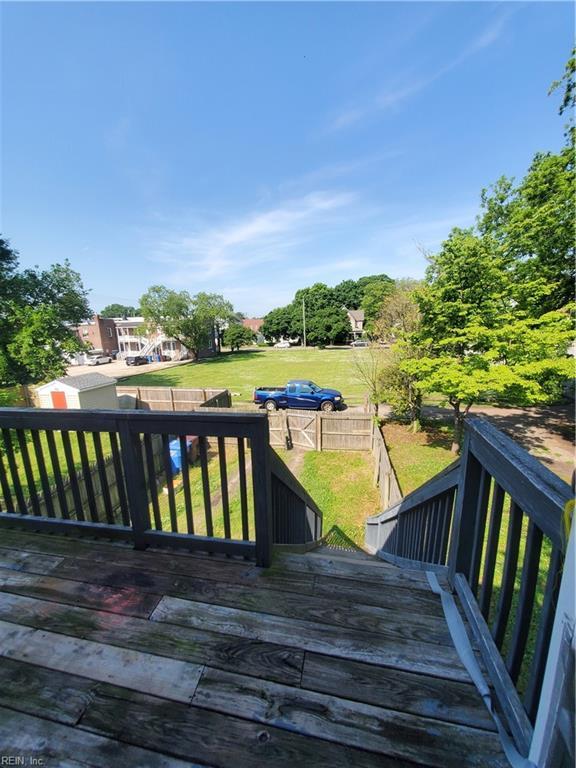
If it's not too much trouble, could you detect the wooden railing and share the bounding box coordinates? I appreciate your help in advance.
[371,423,403,511]
[365,459,459,569]
[0,407,312,567]
[365,417,573,762]
[269,449,322,547]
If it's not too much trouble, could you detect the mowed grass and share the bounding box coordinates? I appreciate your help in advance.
[381,421,455,495]
[120,347,376,407]
[276,449,381,547]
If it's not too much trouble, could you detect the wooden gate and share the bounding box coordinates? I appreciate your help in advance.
[287,411,317,449]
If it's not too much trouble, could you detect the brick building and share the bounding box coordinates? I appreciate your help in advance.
[75,315,118,356]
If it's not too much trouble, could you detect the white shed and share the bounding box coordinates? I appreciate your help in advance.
[36,373,118,410]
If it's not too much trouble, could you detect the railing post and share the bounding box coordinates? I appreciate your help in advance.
[448,428,483,588]
[118,420,151,550]
[251,416,273,567]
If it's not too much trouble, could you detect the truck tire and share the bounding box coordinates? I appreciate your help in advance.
[265,399,278,412]
[320,400,335,412]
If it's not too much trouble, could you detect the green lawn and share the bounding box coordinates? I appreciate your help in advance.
[120,347,376,407]
[381,421,455,495]
[276,449,380,547]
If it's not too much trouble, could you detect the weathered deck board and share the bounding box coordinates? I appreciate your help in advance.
[0,705,203,768]
[301,653,496,731]
[0,531,506,768]
[0,592,304,685]
[0,619,203,703]
[192,667,505,768]
[45,558,453,645]
[0,568,161,618]
[80,684,416,768]
[151,595,469,681]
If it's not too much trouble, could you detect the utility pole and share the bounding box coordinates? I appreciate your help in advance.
[302,298,307,348]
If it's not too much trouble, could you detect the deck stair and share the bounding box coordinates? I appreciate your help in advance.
[0,529,508,767]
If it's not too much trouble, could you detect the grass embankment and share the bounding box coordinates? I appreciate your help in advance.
[381,421,455,495]
[276,449,380,547]
[120,347,377,407]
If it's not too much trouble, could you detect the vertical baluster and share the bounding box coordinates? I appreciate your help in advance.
[45,430,69,520]
[414,507,423,560]
[2,428,27,514]
[161,434,178,533]
[144,434,162,530]
[492,501,524,649]
[179,435,194,535]
[77,431,98,523]
[109,432,129,526]
[0,441,15,514]
[469,468,492,595]
[448,436,483,585]
[218,437,231,540]
[31,430,55,518]
[438,489,454,565]
[237,437,249,541]
[251,419,272,568]
[92,432,114,525]
[506,521,543,684]
[199,436,213,537]
[426,499,438,562]
[479,483,505,618]
[60,431,85,521]
[16,429,41,516]
[523,547,563,721]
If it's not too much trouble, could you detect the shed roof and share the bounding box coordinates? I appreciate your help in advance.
[37,373,117,393]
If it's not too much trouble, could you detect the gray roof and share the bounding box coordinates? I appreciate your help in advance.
[54,373,117,391]
[347,309,365,322]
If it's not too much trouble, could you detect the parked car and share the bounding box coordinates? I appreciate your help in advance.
[86,355,112,366]
[125,355,149,366]
[273,340,291,348]
[254,379,344,412]
[350,340,369,347]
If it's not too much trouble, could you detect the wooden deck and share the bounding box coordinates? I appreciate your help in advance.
[0,530,507,767]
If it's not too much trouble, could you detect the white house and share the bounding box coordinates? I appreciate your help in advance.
[346,308,365,340]
[36,373,118,409]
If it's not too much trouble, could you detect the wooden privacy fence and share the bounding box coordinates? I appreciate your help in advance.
[267,410,373,451]
[371,424,402,510]
[117,386,231,411]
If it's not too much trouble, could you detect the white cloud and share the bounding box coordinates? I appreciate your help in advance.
[147,190,356,281]
[327,12,510,131]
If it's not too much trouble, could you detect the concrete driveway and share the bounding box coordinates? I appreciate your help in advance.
[66,358,192,380]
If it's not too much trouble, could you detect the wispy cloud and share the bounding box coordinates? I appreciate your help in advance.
[327,12,511,131]
[147,190,355,281]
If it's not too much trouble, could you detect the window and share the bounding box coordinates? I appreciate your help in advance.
[300,385,313,394]
[106,328,113,337]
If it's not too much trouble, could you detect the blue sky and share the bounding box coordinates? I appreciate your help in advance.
[1,1,573,316]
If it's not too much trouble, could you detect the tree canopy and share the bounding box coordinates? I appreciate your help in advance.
[100,303,139,318]
[223,324,255,352]
[139,286,234,359]
[0,237,92,385]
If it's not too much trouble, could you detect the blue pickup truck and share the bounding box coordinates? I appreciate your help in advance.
[253,379,344,412]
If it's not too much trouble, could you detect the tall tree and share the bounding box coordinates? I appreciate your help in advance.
[409,229,572,451]
[361,280,396,334]
[0,238,92,385]
[100,303,139,318]
[140,286,234,359]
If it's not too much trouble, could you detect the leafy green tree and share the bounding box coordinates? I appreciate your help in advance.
[478,143,575,313]
[361,280,396,334]
[100,303,139,318]
[140,286,234,359]
[378,341,424,431]
[305,305,350,345]
[0,238,91,385]
[374,279,422,342]
[261,306,294,342]
[409,229,573,451]
[333,279,362,309]
[224,324,256,352]
[549,47,575,117]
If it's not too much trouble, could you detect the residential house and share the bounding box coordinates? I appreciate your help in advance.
[115,317,217,360]
[242,317,264,342]
[346,308,365,340]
